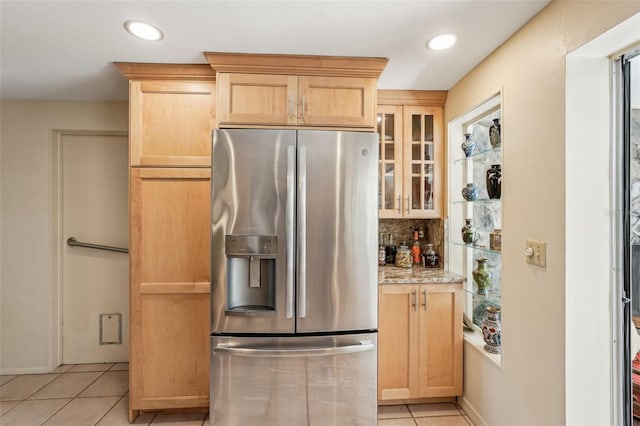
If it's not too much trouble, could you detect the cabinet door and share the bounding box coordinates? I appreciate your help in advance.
[378,285,419,400]
[417,284,463,397]
[403,106,443,218]
[217,73,297,126]
[377,105,404,218]
[298,76,376,128]
[129,81,215,167]
[129,168,211,415]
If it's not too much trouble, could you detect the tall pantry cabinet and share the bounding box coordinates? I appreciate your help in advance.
[115,63,215,421]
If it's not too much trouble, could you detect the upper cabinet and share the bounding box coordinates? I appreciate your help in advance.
[206,52,387,130]
[377,90,446,219]
[115,63,216,167]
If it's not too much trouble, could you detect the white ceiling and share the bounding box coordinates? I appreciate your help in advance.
[0,0,550,102]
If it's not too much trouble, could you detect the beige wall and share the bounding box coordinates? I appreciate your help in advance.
[0,101,128,373]
[445,2,640,425]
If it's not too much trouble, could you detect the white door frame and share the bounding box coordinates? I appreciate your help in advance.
[48,129,128,370]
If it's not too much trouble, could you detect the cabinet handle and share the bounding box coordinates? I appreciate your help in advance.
[411,289,417,311]
[301,96,306,119]
[407,196,411,214]
[422,289,427,311]
[397,196,401,214]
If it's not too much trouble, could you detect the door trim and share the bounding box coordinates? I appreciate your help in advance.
[48,129,128,370]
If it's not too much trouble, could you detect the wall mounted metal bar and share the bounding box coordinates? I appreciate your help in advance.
[67,237,128,253]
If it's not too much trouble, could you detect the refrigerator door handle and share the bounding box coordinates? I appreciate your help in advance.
[286,145,295,319]
[298,144,307,318]
[213,340,375,357]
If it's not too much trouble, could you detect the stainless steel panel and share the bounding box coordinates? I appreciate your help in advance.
[296,131,378,333]
[212,129,296,333]
[210,333,377,426]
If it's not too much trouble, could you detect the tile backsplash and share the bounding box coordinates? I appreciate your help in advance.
[379,219,445,266]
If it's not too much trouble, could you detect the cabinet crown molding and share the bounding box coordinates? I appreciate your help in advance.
[204,52,388,78]
[377,90,447,107]
[114,62,216,81]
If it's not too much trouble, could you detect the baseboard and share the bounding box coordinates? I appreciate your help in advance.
[378,397,456,406]
[0,366,51,375]
[456,396,487,426]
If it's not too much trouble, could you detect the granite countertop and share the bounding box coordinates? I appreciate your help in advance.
[378,266,466,284]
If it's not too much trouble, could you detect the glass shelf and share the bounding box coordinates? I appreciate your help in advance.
[452,241,501,256]
[452,198,501,205]
[451,147,502,164]
[463,287,502,301]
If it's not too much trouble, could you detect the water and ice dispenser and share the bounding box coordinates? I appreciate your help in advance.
[225,235,277,314]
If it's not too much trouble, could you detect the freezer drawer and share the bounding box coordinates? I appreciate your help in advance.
[210,333,377,426]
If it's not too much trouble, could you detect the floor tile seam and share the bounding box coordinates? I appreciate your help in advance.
[13,374,62,401]
[0,376,18,387]
[75,391,129,399]
[77,370,113,398]
[29,371,107,400]
[93,394,126,425]
[0,400,20,417]
[30,370,107,400]
[36,396,74,425]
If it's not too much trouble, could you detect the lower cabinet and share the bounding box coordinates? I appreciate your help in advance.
[378,283,462,401]
[129,167,211,420]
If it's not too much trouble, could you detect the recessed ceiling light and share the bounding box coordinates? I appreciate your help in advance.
[426,33,458,51]
[124,20,164,42]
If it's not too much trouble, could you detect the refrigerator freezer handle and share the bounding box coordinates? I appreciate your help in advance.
[298,145,307,318]
[286,146,295,319]
[213,341,375,357]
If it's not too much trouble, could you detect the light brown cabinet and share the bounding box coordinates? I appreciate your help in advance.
[378,283,462,401]
[377,91,446,219]
[115,63,215,421]
[115,63,216,167]
[217,73,376,128]
[129,167,211,420]
[206,52,387,130]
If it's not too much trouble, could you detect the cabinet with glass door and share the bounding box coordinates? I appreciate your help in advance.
[377,102,443,219]
[448,94,502,350]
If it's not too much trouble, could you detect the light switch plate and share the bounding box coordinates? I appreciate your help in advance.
[526,240,546,268]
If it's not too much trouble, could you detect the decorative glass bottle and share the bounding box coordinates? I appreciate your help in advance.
[423,244,439,268]
[461,218,477,244]
[482,306,501,354]
[486,164,502,199]
[461,133,476,157]
[489,118,501,148]
[378,233,386,266]
[395,241,412,268]
[462,183,479,201]
[472,258,493,296]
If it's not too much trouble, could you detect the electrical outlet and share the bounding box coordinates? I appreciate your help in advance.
[525,239,546,268]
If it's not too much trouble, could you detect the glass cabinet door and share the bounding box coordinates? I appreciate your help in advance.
[403,106,442,218]
[378,105,403,218]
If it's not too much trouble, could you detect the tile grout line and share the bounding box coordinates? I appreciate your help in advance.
[39,396,75,425]
[93,394,125,425]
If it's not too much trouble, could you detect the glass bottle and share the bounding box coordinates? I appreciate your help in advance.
[378,233,386,266]
[411,229,422,265]
[395,241,412,268]
[385,234,396,265]
[423,244,439,268]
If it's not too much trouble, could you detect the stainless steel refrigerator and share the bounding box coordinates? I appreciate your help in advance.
[210,129,378,426]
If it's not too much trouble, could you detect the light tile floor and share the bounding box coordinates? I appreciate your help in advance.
[1,364,473,425]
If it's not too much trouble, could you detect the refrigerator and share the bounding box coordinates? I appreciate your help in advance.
[210,129,378,426]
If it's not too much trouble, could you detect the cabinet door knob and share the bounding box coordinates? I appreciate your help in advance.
[397,196,401,214]
[407,196,411,214]
[422,289,427,311]
[411,289,417,311]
